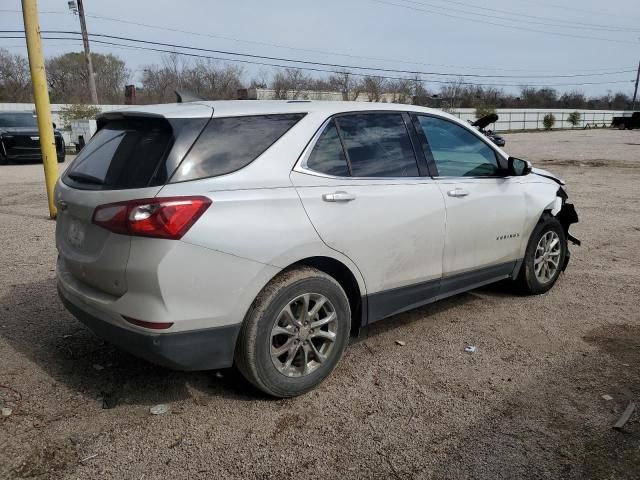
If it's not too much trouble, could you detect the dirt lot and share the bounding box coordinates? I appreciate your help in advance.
[1,129,639,479]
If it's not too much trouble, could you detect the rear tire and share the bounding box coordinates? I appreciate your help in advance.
[57,138,65,163]
[235,267,351,398]
[516,216,567,295]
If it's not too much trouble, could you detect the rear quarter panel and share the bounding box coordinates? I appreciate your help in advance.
[171,186,366,290]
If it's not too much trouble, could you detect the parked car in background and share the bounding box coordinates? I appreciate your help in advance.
[472,113,506,146]
[610,111,640,130]
[55,101,579,397]
[0,111,65,164]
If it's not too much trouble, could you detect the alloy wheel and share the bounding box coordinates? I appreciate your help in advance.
[534,230,561,283]
[270,293,338,377]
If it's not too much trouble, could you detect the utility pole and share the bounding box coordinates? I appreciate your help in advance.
[632,60,639,110]
[21,0,59,219]
[76,0,99,104]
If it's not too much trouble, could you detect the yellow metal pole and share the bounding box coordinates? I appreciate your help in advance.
[21,0,59,219]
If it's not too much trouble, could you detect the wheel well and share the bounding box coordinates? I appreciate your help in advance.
[290,256,364,336]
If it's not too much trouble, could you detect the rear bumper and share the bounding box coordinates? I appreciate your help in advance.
[58,285,240,371]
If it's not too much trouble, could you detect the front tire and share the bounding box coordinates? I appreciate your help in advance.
[235,267,351,398]
[516,216,567,295]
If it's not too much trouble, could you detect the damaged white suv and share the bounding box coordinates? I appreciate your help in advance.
[55,101,579,397]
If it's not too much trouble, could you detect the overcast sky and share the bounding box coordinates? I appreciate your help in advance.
[2,0,639,96]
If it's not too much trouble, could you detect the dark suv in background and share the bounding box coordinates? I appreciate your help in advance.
[0,111,65,164]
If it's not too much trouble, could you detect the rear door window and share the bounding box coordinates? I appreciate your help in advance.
[64,118,174,189]
[171,113,305,182]
[306,120,350,177]
[334,113,418,177]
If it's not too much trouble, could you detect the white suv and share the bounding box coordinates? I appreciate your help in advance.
[55,101,579,397]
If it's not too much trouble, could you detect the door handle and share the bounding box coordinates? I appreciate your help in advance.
[447,188,470,198]
[322,191,356,202]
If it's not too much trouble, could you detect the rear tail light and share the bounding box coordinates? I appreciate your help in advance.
[92,196,211,240]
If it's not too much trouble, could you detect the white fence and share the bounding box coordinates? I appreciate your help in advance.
[451,108,626,132]
[0,103,631,143]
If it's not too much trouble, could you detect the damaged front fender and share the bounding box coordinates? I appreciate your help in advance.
[551,188,580,272]
[554,187,580,246]
[556,202,580,246]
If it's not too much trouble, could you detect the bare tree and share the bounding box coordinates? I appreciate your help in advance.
[519,86,558,108]
[138,54,243,103]
[0,48,32,102]
[328,71,362,101]
[362,76,386,102]
[558,90,586,108]
[271,68,311,99]
[139,66,175,104]
[138,54,183,104]
[249,68,270,89]
[387,77,414,104]
[412,77,432,106]
[183,60,243,99]
[439,77,466,112]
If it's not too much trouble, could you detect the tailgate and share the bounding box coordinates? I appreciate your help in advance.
[55,109,212,297]
[56,182,163,297]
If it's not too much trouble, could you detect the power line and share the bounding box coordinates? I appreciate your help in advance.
[511,0,640,22]
[78,40,638,87]
[368,0,639,44]
[1,34,632,89]
[8,30,634,80]
[1,42,82,48]
[0,8,635,74]
[0,37,150,53]
[394,0,640,32]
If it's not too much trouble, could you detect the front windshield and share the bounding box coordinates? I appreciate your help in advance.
[0,113,38,128]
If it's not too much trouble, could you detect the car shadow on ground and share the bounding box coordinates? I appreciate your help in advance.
[0,277,512,408]
[0,278,263,407]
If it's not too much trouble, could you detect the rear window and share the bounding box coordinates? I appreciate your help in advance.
[171,113,305,182]
[306,120,350,177]
[64,118,173,189]
[335,113,419,177]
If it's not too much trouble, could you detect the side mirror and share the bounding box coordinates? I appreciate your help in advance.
[52,122,57,129]
[508,157,532,176]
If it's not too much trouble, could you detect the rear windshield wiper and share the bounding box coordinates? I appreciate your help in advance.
[67,172,105,185]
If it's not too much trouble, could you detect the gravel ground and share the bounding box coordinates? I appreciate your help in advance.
[0,129,639,479]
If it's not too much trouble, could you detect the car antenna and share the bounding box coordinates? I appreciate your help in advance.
[174,90,206,103]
